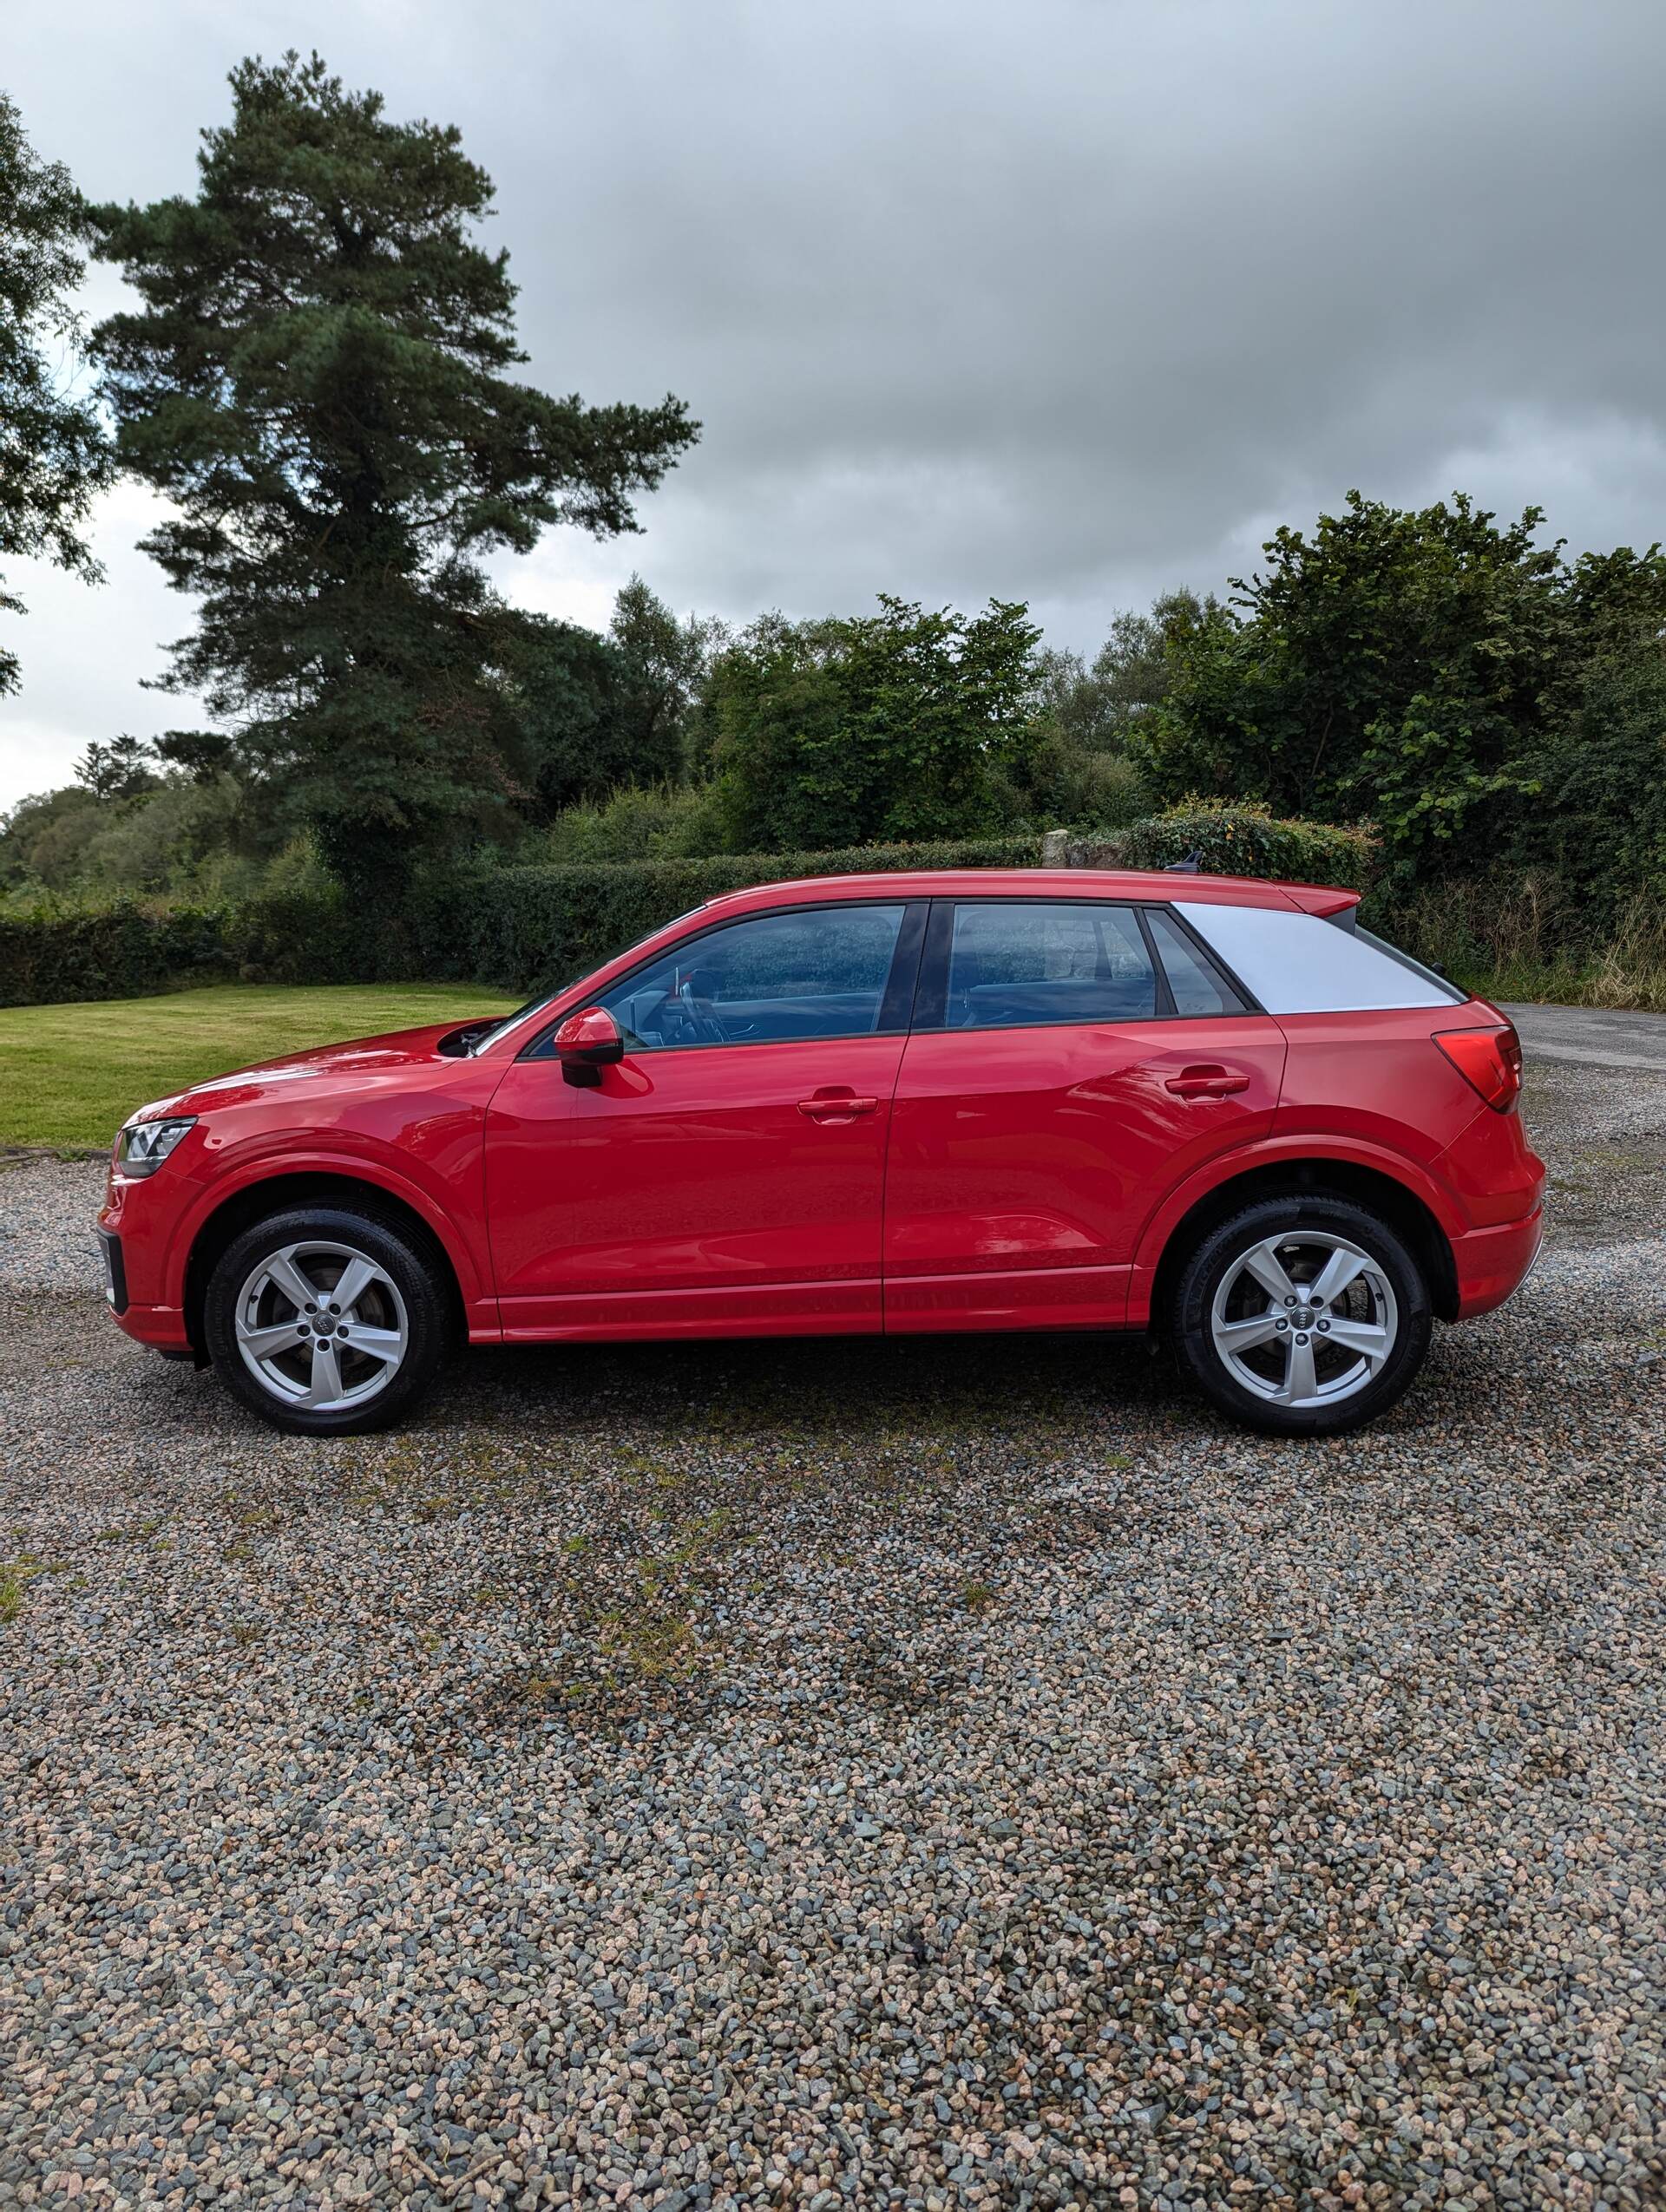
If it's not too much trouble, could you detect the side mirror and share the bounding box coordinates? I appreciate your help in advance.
[553,1005,625,1087]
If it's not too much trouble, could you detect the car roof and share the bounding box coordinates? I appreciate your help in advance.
[697,868,1360,919]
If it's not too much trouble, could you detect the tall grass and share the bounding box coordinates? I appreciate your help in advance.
[1373,875,1666,1010]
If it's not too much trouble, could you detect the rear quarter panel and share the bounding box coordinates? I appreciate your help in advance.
[1124,1004,1542,1325]
[1270,1008,1493,1171]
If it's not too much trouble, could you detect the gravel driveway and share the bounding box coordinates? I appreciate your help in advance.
[3,1058,1665,2211]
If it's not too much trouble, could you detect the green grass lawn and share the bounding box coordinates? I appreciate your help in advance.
[0,983,520,1150]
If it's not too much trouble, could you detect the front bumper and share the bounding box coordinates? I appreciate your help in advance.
[99,1162,195,1351]
[96,1222,191,1350]
[106,1296,193,1351]
[1452,1203,1545,1319]
[94,1227,128,1314]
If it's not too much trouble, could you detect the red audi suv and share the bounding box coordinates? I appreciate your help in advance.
[96,868,1544,1438]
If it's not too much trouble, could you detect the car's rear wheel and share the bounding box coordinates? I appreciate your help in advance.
[204,1206,451,1436]
[1171,1194,1432,1436]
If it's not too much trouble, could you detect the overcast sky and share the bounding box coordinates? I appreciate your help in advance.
[3,0,1664,809]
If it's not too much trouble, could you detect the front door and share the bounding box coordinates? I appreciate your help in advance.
[485,900,924,1338]
[882,898,1287,1331]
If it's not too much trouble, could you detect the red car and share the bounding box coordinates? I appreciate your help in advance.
[96,868,1544,1438]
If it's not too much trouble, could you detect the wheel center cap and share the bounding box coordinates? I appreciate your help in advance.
[1292,1305,1315,1330]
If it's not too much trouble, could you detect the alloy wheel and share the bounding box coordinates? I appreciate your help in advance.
[1209,1231,1399,1409]
[233,1240,410,1412]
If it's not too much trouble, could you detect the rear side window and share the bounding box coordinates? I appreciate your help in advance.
[1353,924,1466,1000]
[943,901,1158,1028]
[1174,901,1467,1012]
[1143,907,1250,1016]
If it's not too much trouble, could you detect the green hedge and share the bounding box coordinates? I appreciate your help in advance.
[408,836,1044,993]
[0,838,1041,1006]
[1068,802,1379,886]
[0,812,1378,1007]
[0,889,370,1008]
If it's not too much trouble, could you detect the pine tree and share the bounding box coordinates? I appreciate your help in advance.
[91,52,697,892]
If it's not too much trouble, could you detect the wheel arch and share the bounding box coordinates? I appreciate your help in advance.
[183,1172,469,1356]
[1145,1157,1459,1332]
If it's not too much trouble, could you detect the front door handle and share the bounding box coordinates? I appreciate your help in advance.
[1164,1064,1250,1098]
[798,1090,879,1122]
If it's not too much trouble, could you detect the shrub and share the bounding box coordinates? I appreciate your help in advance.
[1069,802,1379,887]
[1363,873,1666,1009]
[535,780,731,864]
[1018,735,1148,832]
[0,899,238,1006]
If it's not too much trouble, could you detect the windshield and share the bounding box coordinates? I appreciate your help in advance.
[466,904,712,1054]
[466,983,581,1056]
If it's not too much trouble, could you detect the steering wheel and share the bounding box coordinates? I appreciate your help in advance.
[676,971,728,1045]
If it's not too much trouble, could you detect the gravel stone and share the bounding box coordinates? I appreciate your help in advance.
[3,1059,1664,2209]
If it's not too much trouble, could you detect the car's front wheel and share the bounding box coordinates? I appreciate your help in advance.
[1170,1194,1432,1436]
[204,1205,452,1436]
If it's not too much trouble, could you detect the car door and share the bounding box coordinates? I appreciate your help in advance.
[485,900,926,1338]
[882,898,1287,1331]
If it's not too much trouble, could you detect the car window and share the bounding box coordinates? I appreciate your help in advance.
[1352,923,1467,1001]
[469,906,712,1053]
[1144,907,1250,1016]
[1174,901,1467,1013]
[944,901,1157,1028]
[594,903,909,1050]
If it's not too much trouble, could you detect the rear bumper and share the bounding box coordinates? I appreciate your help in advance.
[1451,1204,1545,1319]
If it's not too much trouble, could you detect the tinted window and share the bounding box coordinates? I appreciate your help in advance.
[595,904,908,1050]
[1145,907,1249,1016]
[1175,901,1466,1013]
[1353,924,1467,1002]
[945,902,1157,1028]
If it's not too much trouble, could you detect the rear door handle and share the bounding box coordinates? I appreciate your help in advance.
[798,1091,879,1121]
[1164,1064,1250,1098]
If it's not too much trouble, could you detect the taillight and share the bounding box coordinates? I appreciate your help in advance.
[1434,1023,1522,1111]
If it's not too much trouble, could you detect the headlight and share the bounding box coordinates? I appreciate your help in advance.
[116,1116,196,1177]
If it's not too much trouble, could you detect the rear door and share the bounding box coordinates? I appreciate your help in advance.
[882,898,1287,1331]
[485,900,926,1338]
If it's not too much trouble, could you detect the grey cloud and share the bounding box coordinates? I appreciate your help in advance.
[4,0,1663,806]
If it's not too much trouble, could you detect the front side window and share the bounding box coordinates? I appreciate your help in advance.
[592,903,910,1050]
[944,901,1157,1028]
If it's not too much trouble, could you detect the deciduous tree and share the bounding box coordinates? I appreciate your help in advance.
[0,93,113,694]
[1132,492,1666,880]
[708,596,1040,851]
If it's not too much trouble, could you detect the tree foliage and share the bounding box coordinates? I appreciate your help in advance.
[1031,589,1207,755]
[610,576,726,782]
[75,733,157,801]
[89,52,697,893]
[0,92,114,694]
[1522,638,1666,903]
[1136,491,1666,883]
[706,596,1042,852]
[494,581,726,820]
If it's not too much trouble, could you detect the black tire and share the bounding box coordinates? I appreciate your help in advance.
[1170,1194,1432,1436]
[203,1204,453,1436]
